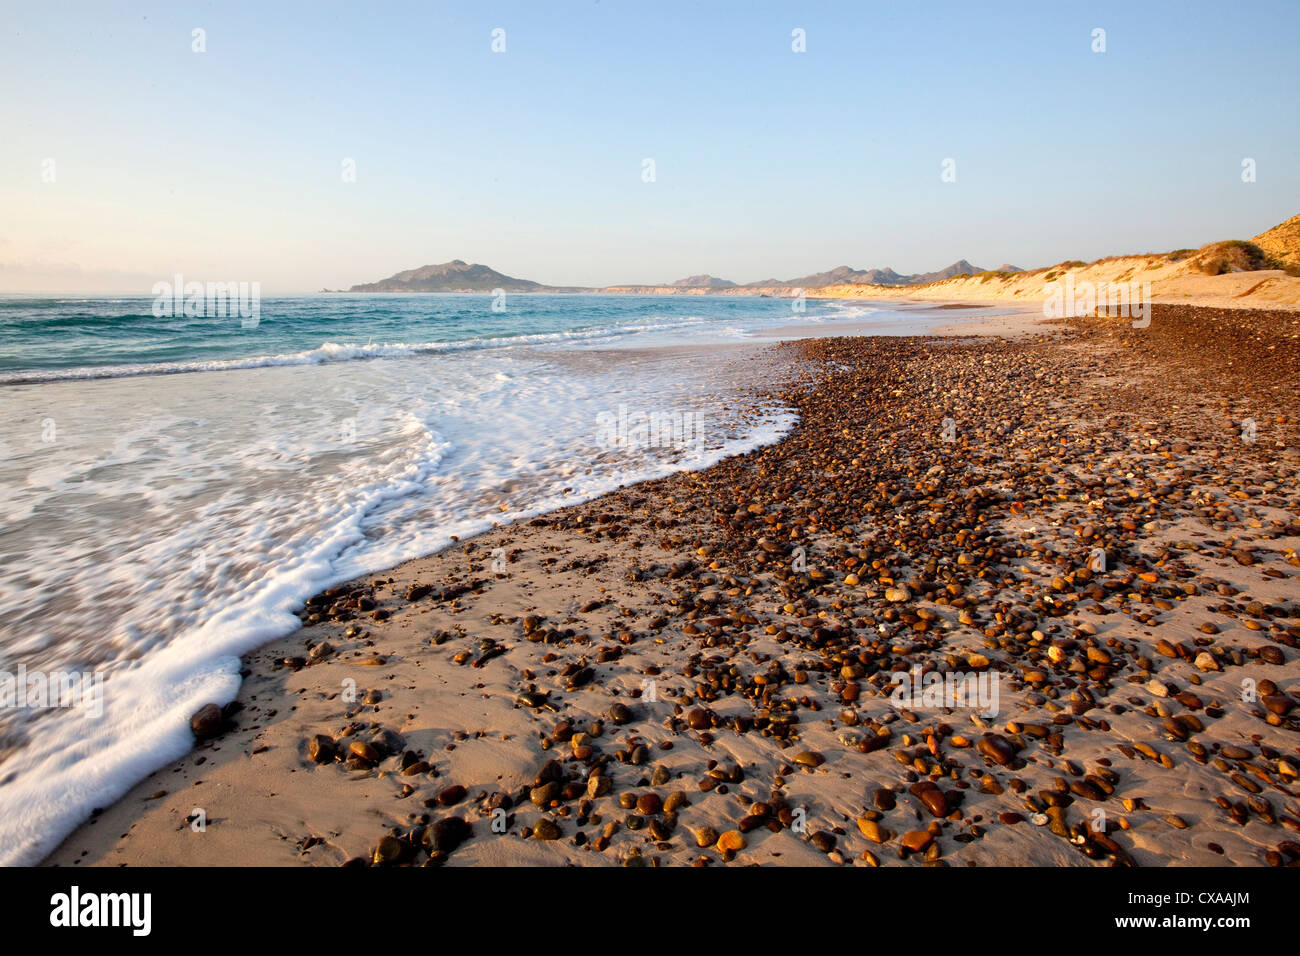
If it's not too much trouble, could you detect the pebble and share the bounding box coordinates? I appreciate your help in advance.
[372,836,407,865]
[307,734,335,764]
[977,734,1016,766]
[532,819,561,841]
[436,784,467,806]
[189,703,223,741]
[900,830,932,853]
[810,831,836,853]
[716,830,746,853]
[531,781,559,807]
[349,741,380,763]
[694,826,719,848]
[664,791,689,813]
[686,709,712,730]
[344,311,1300,868]
[857,818,889,843]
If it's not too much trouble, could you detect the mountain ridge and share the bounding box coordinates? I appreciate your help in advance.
[347,260,580,293]
[345,258,1018,293]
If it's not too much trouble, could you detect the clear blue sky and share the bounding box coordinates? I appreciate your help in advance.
[2,0,1297,291]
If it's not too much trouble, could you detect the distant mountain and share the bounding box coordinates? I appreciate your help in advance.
[672,275,736,288]
[744,265,892,288]
[744,260,986,288]
[345,256,1025,294]
[993,263,1025,273]
[348,260,558,293]
[915,259,983,283]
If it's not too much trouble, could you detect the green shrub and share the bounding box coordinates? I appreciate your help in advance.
[1191,240,1271,274]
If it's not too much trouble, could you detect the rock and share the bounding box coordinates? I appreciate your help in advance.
[636,793,662,815]
[566,666,594,689]
[909,782,949,817]
[532,819,561,840]
[694,826,719,848]
[190,703,223,741]
[372,835,407,865]
[423,816,471,855]
[1069,779,1106,801]
[857,818,889,843]
[349,741,381,762]
[307,734,335,764]
[793,750,825,768]
[716,830,746,853]
[976,734,1016,766]
[531,781,560,807]
[609,703,633,725]
[1262,695,1294,716]
[1046,807,1069,837]
[900,830,932,853]
[686,708,712,730]
[885,587,911,603]
[664,790,689,813]
[436,784,467,806]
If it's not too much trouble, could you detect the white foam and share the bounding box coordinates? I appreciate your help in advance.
[0,318,718,386]
[0,340,797,865]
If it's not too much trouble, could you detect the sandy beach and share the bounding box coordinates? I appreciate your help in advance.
[45,303,1300,868]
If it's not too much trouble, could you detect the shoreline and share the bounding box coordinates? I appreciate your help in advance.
[45,304,1300,868]
[316,260,1300,315]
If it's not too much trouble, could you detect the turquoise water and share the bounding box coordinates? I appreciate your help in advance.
[0,293,847,381]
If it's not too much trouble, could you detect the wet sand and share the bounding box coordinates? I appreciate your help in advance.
[46,305,1300,868]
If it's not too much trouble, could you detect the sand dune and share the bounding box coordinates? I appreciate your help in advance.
[815,255,1300,311]
[809,214,1300,311]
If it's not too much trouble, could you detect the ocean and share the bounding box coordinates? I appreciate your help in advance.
[0,291,938,864]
